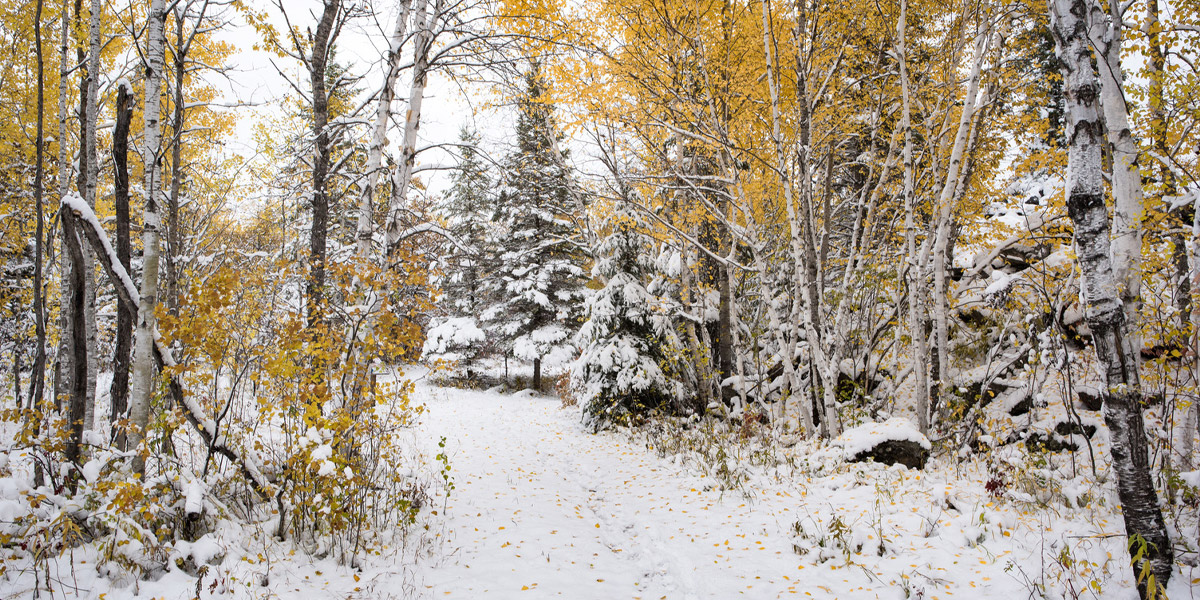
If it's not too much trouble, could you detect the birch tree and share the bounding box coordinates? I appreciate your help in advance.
[1049,0,1172,592]
[128,0,168,470]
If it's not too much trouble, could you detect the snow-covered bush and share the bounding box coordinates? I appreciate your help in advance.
[422,316,487,375]
[573,201,685,430]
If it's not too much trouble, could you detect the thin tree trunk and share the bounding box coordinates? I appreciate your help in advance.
[357,0,412,261]
[385,0,437,252]
[761,0,811,434]
[81,0,101,435]
[166,7,188,316]
[307,0,339,329]
[1146,0,1188,340]
[111,81,133,448]
[1050,0,1173,592]
[53,0,70,411]
[899,0,930,435]
[930,18,990,422]
[533,357,542,393]
[30,0,47,415]
[129,0,168,474]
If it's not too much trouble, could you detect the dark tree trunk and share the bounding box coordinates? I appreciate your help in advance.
[1050,0,1173,592]
[30,0,46,414]
[306,0,339,330]
[166,10,186,316]
[533,357,542,393]
[61,212,88,464]
[111,82,133,448]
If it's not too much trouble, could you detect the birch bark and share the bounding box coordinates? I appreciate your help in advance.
[899,0,930,434]
[357,1,412,261]
[1087,0,1144,341]
[81,0,101,434]
[761,0,811,435]
[129,0,168,471]
[930,19,989,422]
[1050,0,1173,591]
[386,0,440,253]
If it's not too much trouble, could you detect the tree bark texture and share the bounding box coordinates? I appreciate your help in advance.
[1050,0,1173,592]
[306,0,339,328]
[111,82,133,447]
[129,0,168,472]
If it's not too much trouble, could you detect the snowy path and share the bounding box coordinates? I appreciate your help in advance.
[410,380,1184,600]
[413,385,800,599]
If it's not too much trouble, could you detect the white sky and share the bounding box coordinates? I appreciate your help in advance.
[212,0,513,207]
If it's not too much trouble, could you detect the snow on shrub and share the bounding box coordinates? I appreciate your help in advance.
[422,316,486,364]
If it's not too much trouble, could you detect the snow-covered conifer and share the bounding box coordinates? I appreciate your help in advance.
[574,199,684,431]
[483,63,588,391]
[425,127,494,373]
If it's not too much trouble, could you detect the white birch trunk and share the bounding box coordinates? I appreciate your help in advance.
[1186,193,1200,469]
[53,0,71,406]
[357,1,412,261]
[129,0,167,468]
[1087,0,1144,342]
[82,0,102,433]
[385,0,437,252]
[929,20,990,423]
[1051,0,1173,590]
[760,0,811,435]
[899,0,931,435]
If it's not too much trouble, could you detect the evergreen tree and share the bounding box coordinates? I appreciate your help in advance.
[424,127,493,374]
[483,63,588,391]
[441,127,493,315]
[573,199,685,431]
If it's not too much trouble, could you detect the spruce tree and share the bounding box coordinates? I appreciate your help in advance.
[574,199,685,431]
[424,127,493,374]
[483,64,588,391]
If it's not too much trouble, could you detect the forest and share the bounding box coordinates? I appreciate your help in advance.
[1,0,1199,597]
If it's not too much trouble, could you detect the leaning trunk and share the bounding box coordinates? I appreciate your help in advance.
[1050,0,1173,592]
[357,0,412,261]
[385,0,436,252]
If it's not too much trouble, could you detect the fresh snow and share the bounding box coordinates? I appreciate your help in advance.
[6,375,1198,599]
[409,379,1195,599]
[833,417,931,458]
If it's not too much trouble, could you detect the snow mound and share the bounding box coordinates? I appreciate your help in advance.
[834,418,931,468]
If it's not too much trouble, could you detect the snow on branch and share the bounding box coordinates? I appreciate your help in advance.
[60,194,274,499]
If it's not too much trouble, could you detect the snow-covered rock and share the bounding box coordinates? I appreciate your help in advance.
[834,418,931,469]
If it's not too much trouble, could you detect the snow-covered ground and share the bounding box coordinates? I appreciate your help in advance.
[410,378,1200,599]
[5,374,1199,599]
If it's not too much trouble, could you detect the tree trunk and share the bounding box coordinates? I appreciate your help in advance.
[1087,0,1144,345]
[930,20,989,420]
[111,81,133,448]
[52,0,70,411]
[30,0,46,415]
[533,357,542,393]
[166,7,188,316]
[760,0,811,434]
[899,0,930,435]
[129,0,168,474]
[61,203,88,464]
[307,0,339,329]
[357,0,412,261]
[386,0,439,253]
[1050,0,1173,592]
[81,0,101,435]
